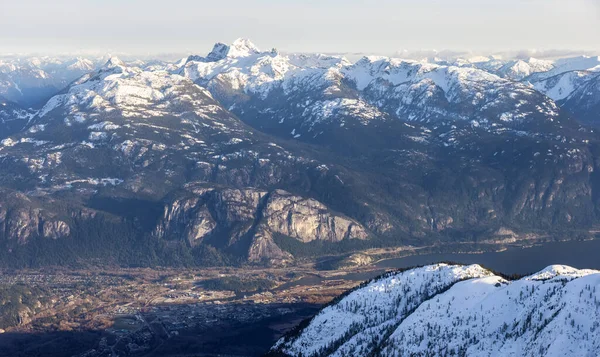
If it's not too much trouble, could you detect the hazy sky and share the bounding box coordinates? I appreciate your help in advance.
[1,0,599,56]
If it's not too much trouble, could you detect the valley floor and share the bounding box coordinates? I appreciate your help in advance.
[0,264,381,357]
[1,238,600,356]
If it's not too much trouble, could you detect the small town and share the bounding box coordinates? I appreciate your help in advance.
[0,264,382,356]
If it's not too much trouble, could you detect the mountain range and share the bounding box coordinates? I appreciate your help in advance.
[0,40,599,267]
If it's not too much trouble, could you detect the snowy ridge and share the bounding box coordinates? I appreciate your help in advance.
[0,55,101,107]
[445,55,599,82]
[496,58,554,80]
[177,39,565,140]
[347,56,560,126]
[549,56,600,76]
[532,71,592,101]
[272,264,600,357]
[38,57,218,120]
[179,39,348,100]
[342,56,505,94]
[527,265,598,281]
[272,264,492,356]
[530,69,600,126]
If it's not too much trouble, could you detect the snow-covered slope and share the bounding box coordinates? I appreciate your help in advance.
[523,56,600,85]
[559,74,600,126]
[38,56,222,120]
[0,56,293,197]
[449,56,507,73]
[179,39,351,103]
[442,57,554,81]
[0,56,100,107]
[550,56,600,75]
[343,56,560,126]
[496,58,554,81]
[178,40,566,147]
[0,96,35,138]
[532,71,591,101]
[529,69,600,125]
[272,264,600,357]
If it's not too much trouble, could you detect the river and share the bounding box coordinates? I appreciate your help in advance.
[374,239,600,275]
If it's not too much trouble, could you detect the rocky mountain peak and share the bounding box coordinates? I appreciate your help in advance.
[103,56,126,69]
[196,38,261,63]
[206,42,230,62]
[228,38,261,57]
[66,57,95,71]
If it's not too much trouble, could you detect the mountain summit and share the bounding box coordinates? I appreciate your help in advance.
[227,38,261,57]
[103,56,127,69]
[203,38,262,62]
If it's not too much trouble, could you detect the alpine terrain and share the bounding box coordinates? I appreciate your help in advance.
[0,40,599,267]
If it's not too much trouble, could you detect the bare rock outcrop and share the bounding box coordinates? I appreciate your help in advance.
[154,186,370,262]
[246,228,293,265]
[0,192,71,243]
[263,190,368,243]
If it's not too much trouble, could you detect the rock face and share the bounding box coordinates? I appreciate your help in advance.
[246,230,292,265]
[154,187,266,247]
[271,264,600,357]
[0,192,70,243]
[264,190,368,243]
[154,187,369,263]
[41,220,70,240]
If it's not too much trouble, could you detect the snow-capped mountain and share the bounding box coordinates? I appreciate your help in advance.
[0,40,599,267]
[444,55,599,83]
[559,73,600,126]
[38,56,227,120]
[532,70,591,101]
[529,70,600,126]
[496,57,555,80]
[429,56,552,82]
[0,55,374,265]
[342,56,560,127]
[271,264,600,357]
[532,55,600,81]
[178,39,573,154]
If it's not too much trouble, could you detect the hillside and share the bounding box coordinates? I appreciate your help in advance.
[271,264,600,357]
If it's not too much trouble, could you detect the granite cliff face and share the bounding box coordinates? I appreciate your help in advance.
[0,191,71,243]
[154,186,369,264]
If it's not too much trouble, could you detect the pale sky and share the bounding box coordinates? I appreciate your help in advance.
[1,0,599,56]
